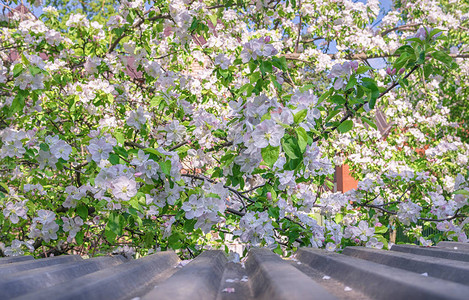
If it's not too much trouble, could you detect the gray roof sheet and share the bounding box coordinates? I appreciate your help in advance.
[1,242,469,300]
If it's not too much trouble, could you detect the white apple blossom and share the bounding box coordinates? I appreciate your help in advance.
[111,176,138,201]
[252,119,285,148]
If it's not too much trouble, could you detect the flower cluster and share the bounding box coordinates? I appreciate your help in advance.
[0,0,467,260]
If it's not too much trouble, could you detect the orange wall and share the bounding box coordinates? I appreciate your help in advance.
[335,164,358,192]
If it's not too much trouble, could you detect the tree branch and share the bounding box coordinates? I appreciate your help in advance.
[108,14,171,53]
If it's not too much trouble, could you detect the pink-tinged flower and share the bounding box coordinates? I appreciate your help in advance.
[165,120,186,144]
[214,53,233,70]
[41,222,59,242]
[37,150,58,169]
[34,209,56,224]
[111,176,138,201]
[240,43,258,63]
[66,13,89,27]
[252,119,285,148]
[256,41,277,57]
[4,201,28,224]
[328,62,354,90]
[366,237,384,249]
[181,194,205,219]
[131,150,149,167]
[436,220,455,232]
[357,220,374,241]
[51,140,72,160]
[240,38,277,63]
[62,216,83,241]
[84,56,102,74]
[4,240,25,256]
[0,140,26,159]
[126,106,149,130]
[326,242,337,252]
[87,137,114,163]
[419,237,433,247]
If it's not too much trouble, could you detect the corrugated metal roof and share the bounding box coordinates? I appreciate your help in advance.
[1,242,469,300]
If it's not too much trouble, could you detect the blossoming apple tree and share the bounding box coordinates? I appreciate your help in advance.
[0,0,468,258]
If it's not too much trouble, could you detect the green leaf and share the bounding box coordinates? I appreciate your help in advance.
[294,109,308,124]
[345,76,357,90]
[454,189,469,196]
[393,52,412,71]
[13,64,23,77]
[356,85,364,98]
[431,51,453,67]
[168,232,184,250]
[361,78,379,109]
[109,153,120,165]
[375,226,388,234]
[295,127,308,153]
[423,64,433,79]
[184,219,197,232]
[268,206,280,219]
[143,148,163,157]
[261,145,280,167]
[272,56,288,71]
[273,246,283,255]
[318,89,333,104]
[249,61,258,73]
[406,37,425,45]
[237,84,251,96]
[159,160,172,176]
[325,110,341,123]
[361,117,377,130]
[29,66,42,76]
[76,205,88,220]
[250,71,261,84]
[114,146,128,158]
[330,95,346,105]
[0,183,9,194]
[356,65,372,74]
[335,213,343,224]
[39,143,50,152]
[11,90,28,114]
[107,213,126,236]
[429,28,443,39]
[143,232,154,247]
[189,18,199,31]
[104,228,117,243]
[282,136,299,159]
[416,50,426,64]
[260,60,273,75]
[75,231,84,245]
[208,14,217,26]
[394,45,414,55]
[337,120,353,133]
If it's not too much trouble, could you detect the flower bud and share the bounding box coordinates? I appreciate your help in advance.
[386,67,396,76]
